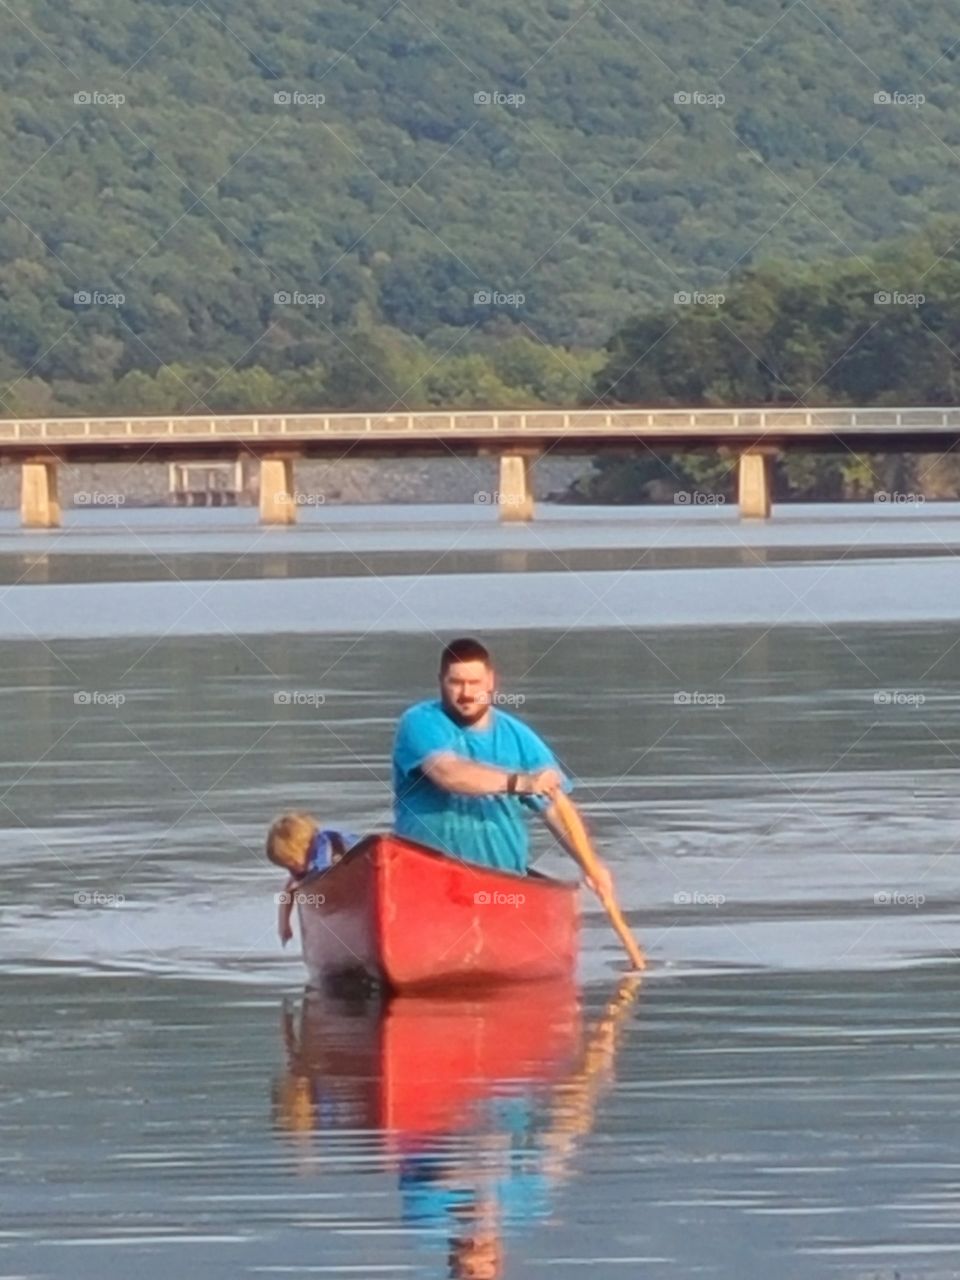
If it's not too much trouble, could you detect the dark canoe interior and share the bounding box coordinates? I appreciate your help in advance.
[299,831,579,895]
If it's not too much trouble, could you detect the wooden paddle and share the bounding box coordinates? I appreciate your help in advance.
[552,789,646,971]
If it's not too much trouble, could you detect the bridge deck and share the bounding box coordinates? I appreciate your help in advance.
[1,407,958,461]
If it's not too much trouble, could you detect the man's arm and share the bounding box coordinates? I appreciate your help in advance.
[541,792,646,970]
[422,751,563,798]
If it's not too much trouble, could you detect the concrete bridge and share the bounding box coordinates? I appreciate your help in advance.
[3,405,958,526]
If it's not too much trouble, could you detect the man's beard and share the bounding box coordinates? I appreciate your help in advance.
[446,699,488,726]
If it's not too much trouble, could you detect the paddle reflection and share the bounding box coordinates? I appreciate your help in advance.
[273,978,640,1278]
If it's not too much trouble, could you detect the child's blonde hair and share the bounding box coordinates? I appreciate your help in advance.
[267,812,318,874]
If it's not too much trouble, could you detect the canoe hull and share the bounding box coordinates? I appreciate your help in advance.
[297,833,579,992]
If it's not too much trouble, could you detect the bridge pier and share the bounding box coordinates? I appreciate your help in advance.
[738,450,773,519]
[21,460,60,528]
[259,458,296,525]
[498,453,535,522]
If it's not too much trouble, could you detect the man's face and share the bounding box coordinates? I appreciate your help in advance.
[440,659,495,723]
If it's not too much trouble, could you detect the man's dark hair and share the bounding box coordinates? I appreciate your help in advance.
[440,637,492,673]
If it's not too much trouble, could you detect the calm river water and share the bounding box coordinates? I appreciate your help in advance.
[3,502,960,1279]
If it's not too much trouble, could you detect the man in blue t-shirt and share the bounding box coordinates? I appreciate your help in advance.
[392,637,615,896]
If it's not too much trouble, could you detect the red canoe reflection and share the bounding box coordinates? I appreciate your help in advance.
[277,980,582,1140]
[274,978,641,1280]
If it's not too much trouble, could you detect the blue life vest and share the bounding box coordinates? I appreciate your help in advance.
[302,828,362,876]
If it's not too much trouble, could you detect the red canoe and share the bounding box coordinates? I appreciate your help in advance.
[295,832,580,992]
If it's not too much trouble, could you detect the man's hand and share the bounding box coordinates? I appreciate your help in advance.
[521,767,564,797]
[279,920,294,947]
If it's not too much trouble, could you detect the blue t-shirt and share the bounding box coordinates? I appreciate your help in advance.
[392,699,571,874]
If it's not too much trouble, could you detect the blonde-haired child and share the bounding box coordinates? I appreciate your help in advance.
[267,812,360,945]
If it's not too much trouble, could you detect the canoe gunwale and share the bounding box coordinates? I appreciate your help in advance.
[297,831,580,896]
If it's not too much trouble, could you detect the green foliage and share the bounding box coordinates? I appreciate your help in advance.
[0,0,959,402]
[2,0,960,507]
[597,220,960,410]
[572,223,960,500]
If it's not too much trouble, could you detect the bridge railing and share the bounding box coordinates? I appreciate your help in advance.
[2,406,960,442]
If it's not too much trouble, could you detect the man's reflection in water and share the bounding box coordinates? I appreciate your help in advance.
[273,977,640,1279]
[400,1094,549,1278]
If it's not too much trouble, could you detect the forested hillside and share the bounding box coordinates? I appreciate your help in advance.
[1,0,959,413]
